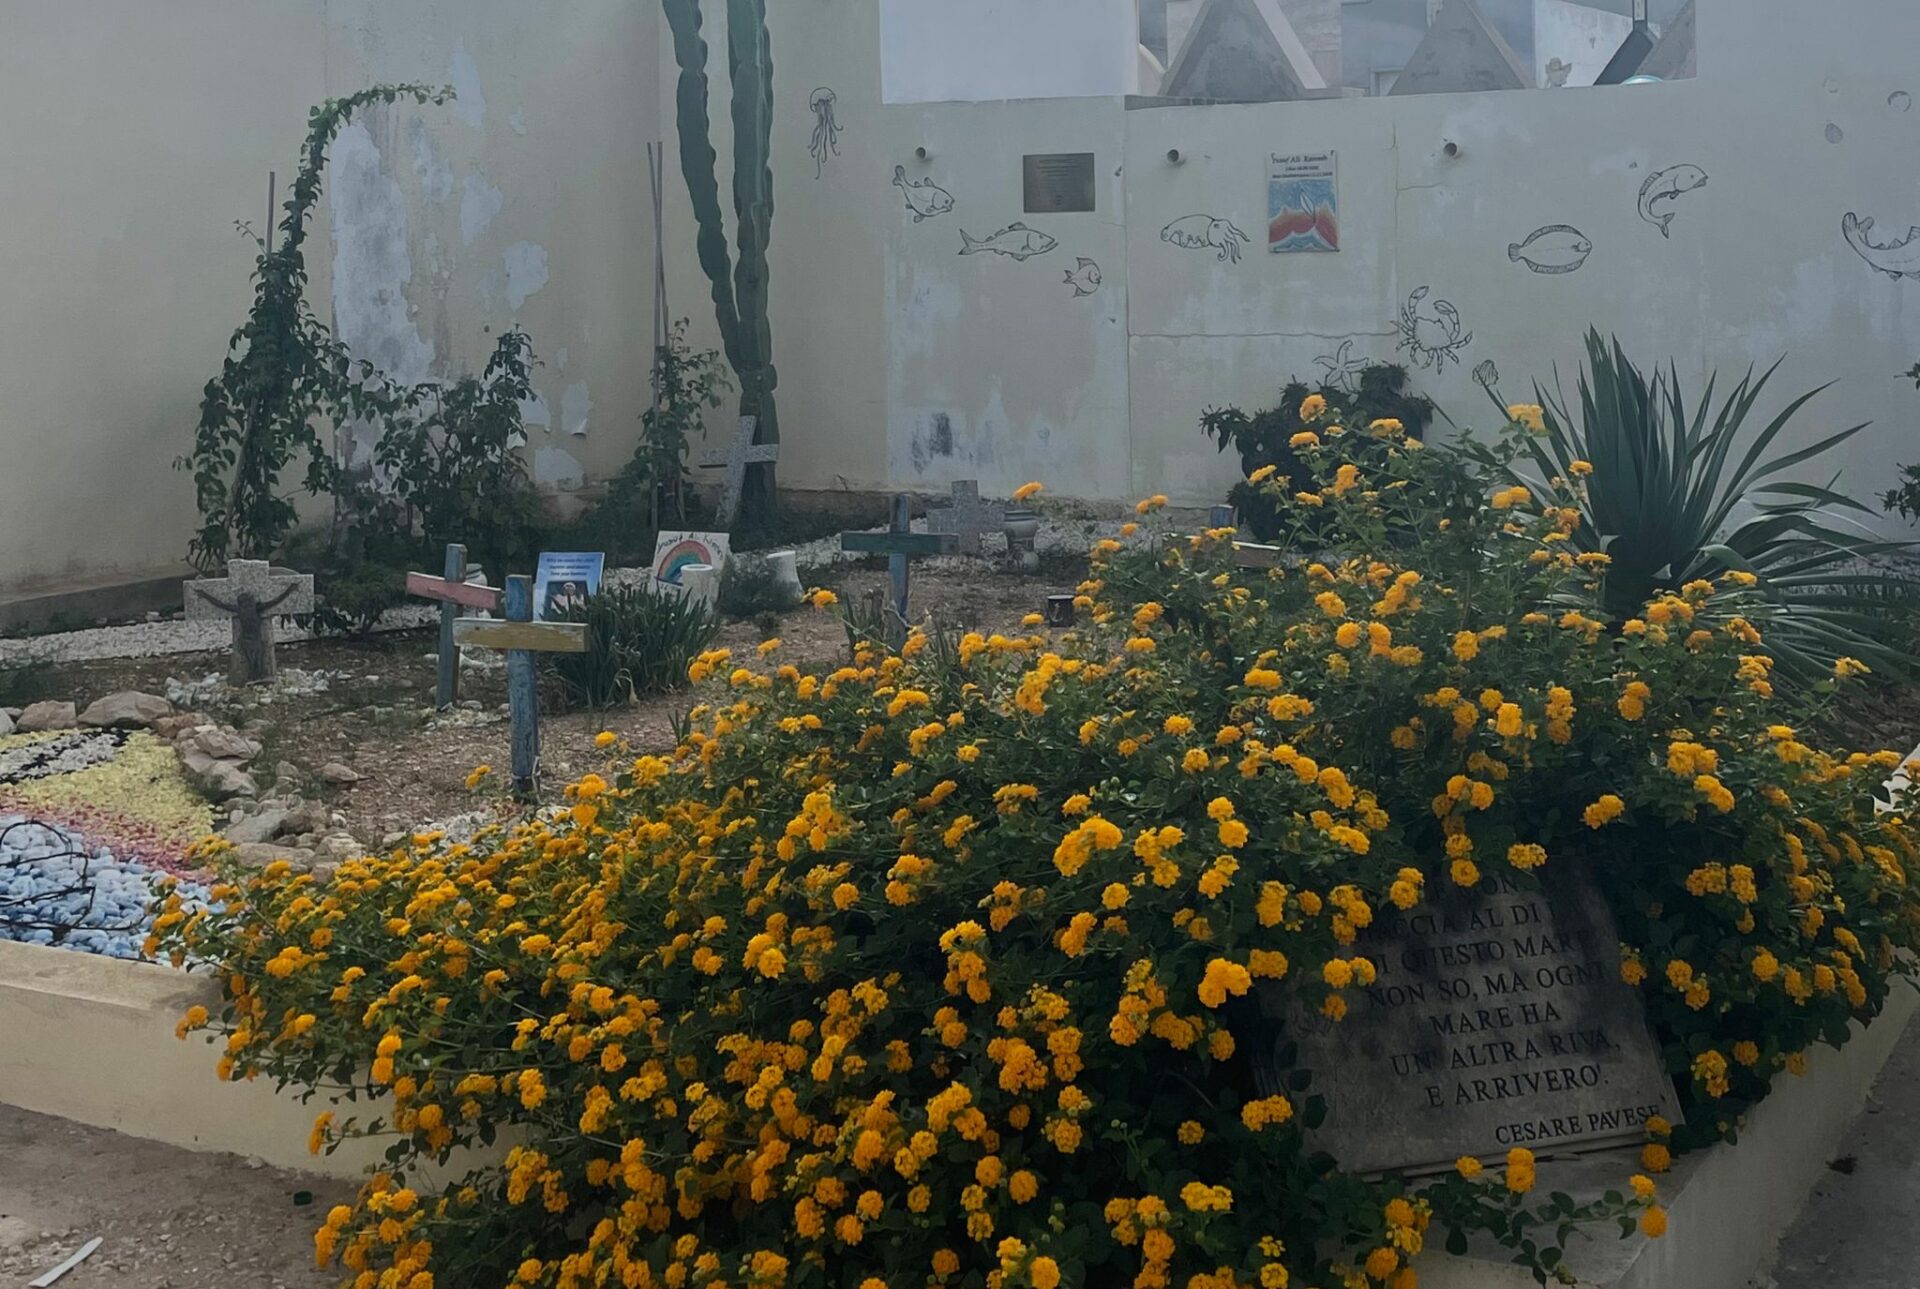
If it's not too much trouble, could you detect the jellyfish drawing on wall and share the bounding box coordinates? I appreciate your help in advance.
[808,88,842,178]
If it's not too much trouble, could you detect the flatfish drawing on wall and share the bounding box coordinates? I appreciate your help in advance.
[958,222,1058,261]
[1508,225,1592,274]
[1161,214,1249,263]
[1638,164,1708,238]
[1064,257,1102,297]
[1842,213,1920,280]
[893,165,955,222]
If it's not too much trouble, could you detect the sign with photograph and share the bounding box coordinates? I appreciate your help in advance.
[1269,151,1339,253]
[533,552,606,621]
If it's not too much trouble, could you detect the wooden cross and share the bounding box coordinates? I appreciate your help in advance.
[182,559,316,686]
[700,415,780,529]
[405,544,503,709]
[452,575,587,799]
[840,494,957,648]
[925,480,1007,556]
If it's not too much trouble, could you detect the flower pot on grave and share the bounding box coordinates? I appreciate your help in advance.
[1002,508,1041,572]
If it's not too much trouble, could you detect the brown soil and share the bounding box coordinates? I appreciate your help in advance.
[0,1103,346,1288]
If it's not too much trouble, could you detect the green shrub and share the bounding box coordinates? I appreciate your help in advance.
[604,321,733,534]
[718,557,803,619]
[1202,363,1441,543]
[1472,329,1918,681]
[541,585,720,709]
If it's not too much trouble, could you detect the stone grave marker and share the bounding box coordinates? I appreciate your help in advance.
[700,415,779,529]
[406,544,504,709]
[183,559,315,687]
[840,494,957,648]
[926,480,1006,556]
[451,575,587,799]
[1261,864,1682,1174]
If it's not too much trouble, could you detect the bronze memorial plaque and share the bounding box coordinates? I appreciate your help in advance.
[1262,865,1682,1174]
[1022,153,1096,214]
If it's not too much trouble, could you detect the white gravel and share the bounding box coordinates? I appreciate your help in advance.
[0,606,435,667]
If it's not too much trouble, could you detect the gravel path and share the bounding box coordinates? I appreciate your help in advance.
[0,1104,345,1288]
[0,607,436,666]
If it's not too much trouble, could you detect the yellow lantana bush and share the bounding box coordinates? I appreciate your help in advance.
[155,417,1920,1289]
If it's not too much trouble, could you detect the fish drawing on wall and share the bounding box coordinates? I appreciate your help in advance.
[808,88,842,178]
[893,166,955,222]
[958,222,1058,261]
[1638,164,1708,238]
[1064,257,1103,297]
[1313,340,1367,393]
[1842,213,1920,280]
[1161,215,1250,264]
[1508,224,1592,274]
[1396,287,1474,372]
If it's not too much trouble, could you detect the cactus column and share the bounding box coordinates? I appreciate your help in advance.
[663,0,779,526]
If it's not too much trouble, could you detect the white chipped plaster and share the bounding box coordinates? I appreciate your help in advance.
[460,173,505,245]
[560,381,593,437]
[448,41,487,129]
[504,241,550,312]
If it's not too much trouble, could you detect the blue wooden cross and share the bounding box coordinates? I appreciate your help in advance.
[451,574,586,799]
[839,494,957,648]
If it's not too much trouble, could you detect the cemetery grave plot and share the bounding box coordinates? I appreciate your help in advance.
[1,563,1075,865]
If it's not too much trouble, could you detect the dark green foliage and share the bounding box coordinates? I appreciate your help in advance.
[1201,363,1441,543]
[542,586,720,709]
[178,84,451,570]
[0,660,55,709]
[662,0,779,523]
[309,558,410,638]
[374,330,546,572]
[1477,329,1917,680]
[717,557,801,619]
[606,321,733,533]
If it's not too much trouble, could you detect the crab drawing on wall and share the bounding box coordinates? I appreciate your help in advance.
[1396,287,1474,371]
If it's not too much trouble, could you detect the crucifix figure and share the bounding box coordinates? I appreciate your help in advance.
[183,559,316,686]
[700,415,780,529]
[840,494,958,649]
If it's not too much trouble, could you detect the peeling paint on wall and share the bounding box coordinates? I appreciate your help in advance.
[406,117,454,204]
[461,173,504,246]
[504,241,550,311]
[534,445,585,490]
[519,391,552,428]
[560,381,593,437]
[449,42,487,129]
[509,107,529,136]
[329,119,436,392]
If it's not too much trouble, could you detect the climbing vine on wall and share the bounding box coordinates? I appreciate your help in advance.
[177,83,451,571]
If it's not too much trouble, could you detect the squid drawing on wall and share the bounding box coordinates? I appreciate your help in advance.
[808,88,842,178]
[1161,214,1249,263]
[893,165,955,222]
[1843,212,1920,280]
[1396,287,1474,371]
[957,222,1058,261]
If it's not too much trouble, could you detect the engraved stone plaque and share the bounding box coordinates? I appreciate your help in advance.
[1022,153,1096,213]
[1261,865,1683,1174]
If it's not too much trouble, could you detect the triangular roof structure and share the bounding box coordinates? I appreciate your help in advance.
[1637,0,1696,80]
[1160,0,1327,102]
[1389,0,1529,95]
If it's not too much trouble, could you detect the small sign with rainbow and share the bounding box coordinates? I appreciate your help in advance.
[652,531,732,588]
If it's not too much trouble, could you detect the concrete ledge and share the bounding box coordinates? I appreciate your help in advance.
[1420,980,1920,1288]
[2,936,1912,1282]
[0,940,389,1178]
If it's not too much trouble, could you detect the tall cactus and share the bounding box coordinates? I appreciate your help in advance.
[663,0,779,523]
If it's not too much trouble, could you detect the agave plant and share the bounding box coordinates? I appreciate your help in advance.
[1479,329,1916,680]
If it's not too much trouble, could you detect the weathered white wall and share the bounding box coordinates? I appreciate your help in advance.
[737,0,1920,528]
[0,0,659,595]
[1532,0,1634,87]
